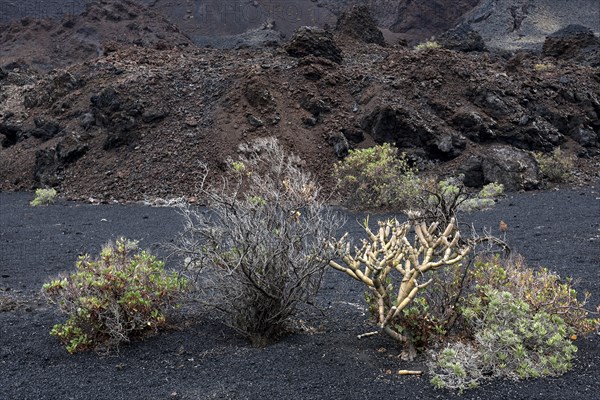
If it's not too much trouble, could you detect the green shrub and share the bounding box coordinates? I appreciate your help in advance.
[415,41,441,51]
[534,147,575,183]
[430,343,483,392]
[429,256,598,391]
[30,188,58,206]
[333,143,420,210]
[430,288,578,391]
[470,256,598,336]
[43,238,187,353]
[424,177,503,216]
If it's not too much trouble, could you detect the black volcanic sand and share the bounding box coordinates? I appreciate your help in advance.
[1,186,599,400]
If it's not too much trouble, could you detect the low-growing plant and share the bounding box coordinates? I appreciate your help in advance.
[429,255,599,391]
[174,137,343,346]
[470,256,599,336]
[534,147,575,183]
[43,238,187,353]
[30,188,58,206]
[415,40,441,51]
[533,63,555,72]
[333,143,420,210]
[429,342,483,392]
[430,288,579,391]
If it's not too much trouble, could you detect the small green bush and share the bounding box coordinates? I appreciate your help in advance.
[430,343,483,392]
[415,41,441,51]
[471,256,598,336]
[430,288,578,391]
[43,238,187,353]
[534,147,575,183]
[333,143,420,210]
[429,256,598,391]
[30,188,58,206]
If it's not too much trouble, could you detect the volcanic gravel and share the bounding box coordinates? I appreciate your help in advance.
[1,184,599,400]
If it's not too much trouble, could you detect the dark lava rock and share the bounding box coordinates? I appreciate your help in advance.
[437,24,486,52]
[90,86,142,149]
[0,122,23,147]
[335,5,385,46]
[480,145,540,191]
[459,155,485,188]
[328,131,350,158]
[361,106,431,148]
[543,24,600,66]
[33,140,88,186]
[451,109,495,142]
[341,126,365,144]
[285,27,343,64]
[0,68,6,80]
[428,133,467,160]
[30,118,61,140]
[569,125,598,148]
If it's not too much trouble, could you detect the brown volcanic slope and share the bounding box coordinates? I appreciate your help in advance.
[0,0,193,72]
[1,29,599,201]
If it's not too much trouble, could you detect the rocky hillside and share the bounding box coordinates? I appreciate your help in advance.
[0,2,599,202]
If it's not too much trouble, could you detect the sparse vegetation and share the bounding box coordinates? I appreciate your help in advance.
[333,143,420,210]
[422,177,504,220]
[533,63,555,72]
[429,256,598,391]
[534,147,575,183]
[43,238,187,353]
[174,137,342,346]
[430,289,578,392]
[415,40,441,51]
[30,188,58,206]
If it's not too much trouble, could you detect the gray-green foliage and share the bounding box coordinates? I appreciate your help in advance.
[175,137,343,346]
[333,143,420,210]
[534,147,575,183]
[430,177,503,214]
[430,288,577,391]
[30,188,58,206]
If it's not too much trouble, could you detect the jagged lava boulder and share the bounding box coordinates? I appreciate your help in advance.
[437,24,486,52]
[285,27,343,64]
[335,5,386,46]
[543,25,600,66]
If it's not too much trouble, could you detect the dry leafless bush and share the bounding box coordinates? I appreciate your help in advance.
[174,137,343,346]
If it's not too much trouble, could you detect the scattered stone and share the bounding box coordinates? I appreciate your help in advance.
[142,109,169,124]
[328,131,350,158]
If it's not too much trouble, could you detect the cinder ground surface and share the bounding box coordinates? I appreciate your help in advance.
[1,185,599,400]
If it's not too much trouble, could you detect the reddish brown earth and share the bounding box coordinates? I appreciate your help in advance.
[2,24,599,201]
